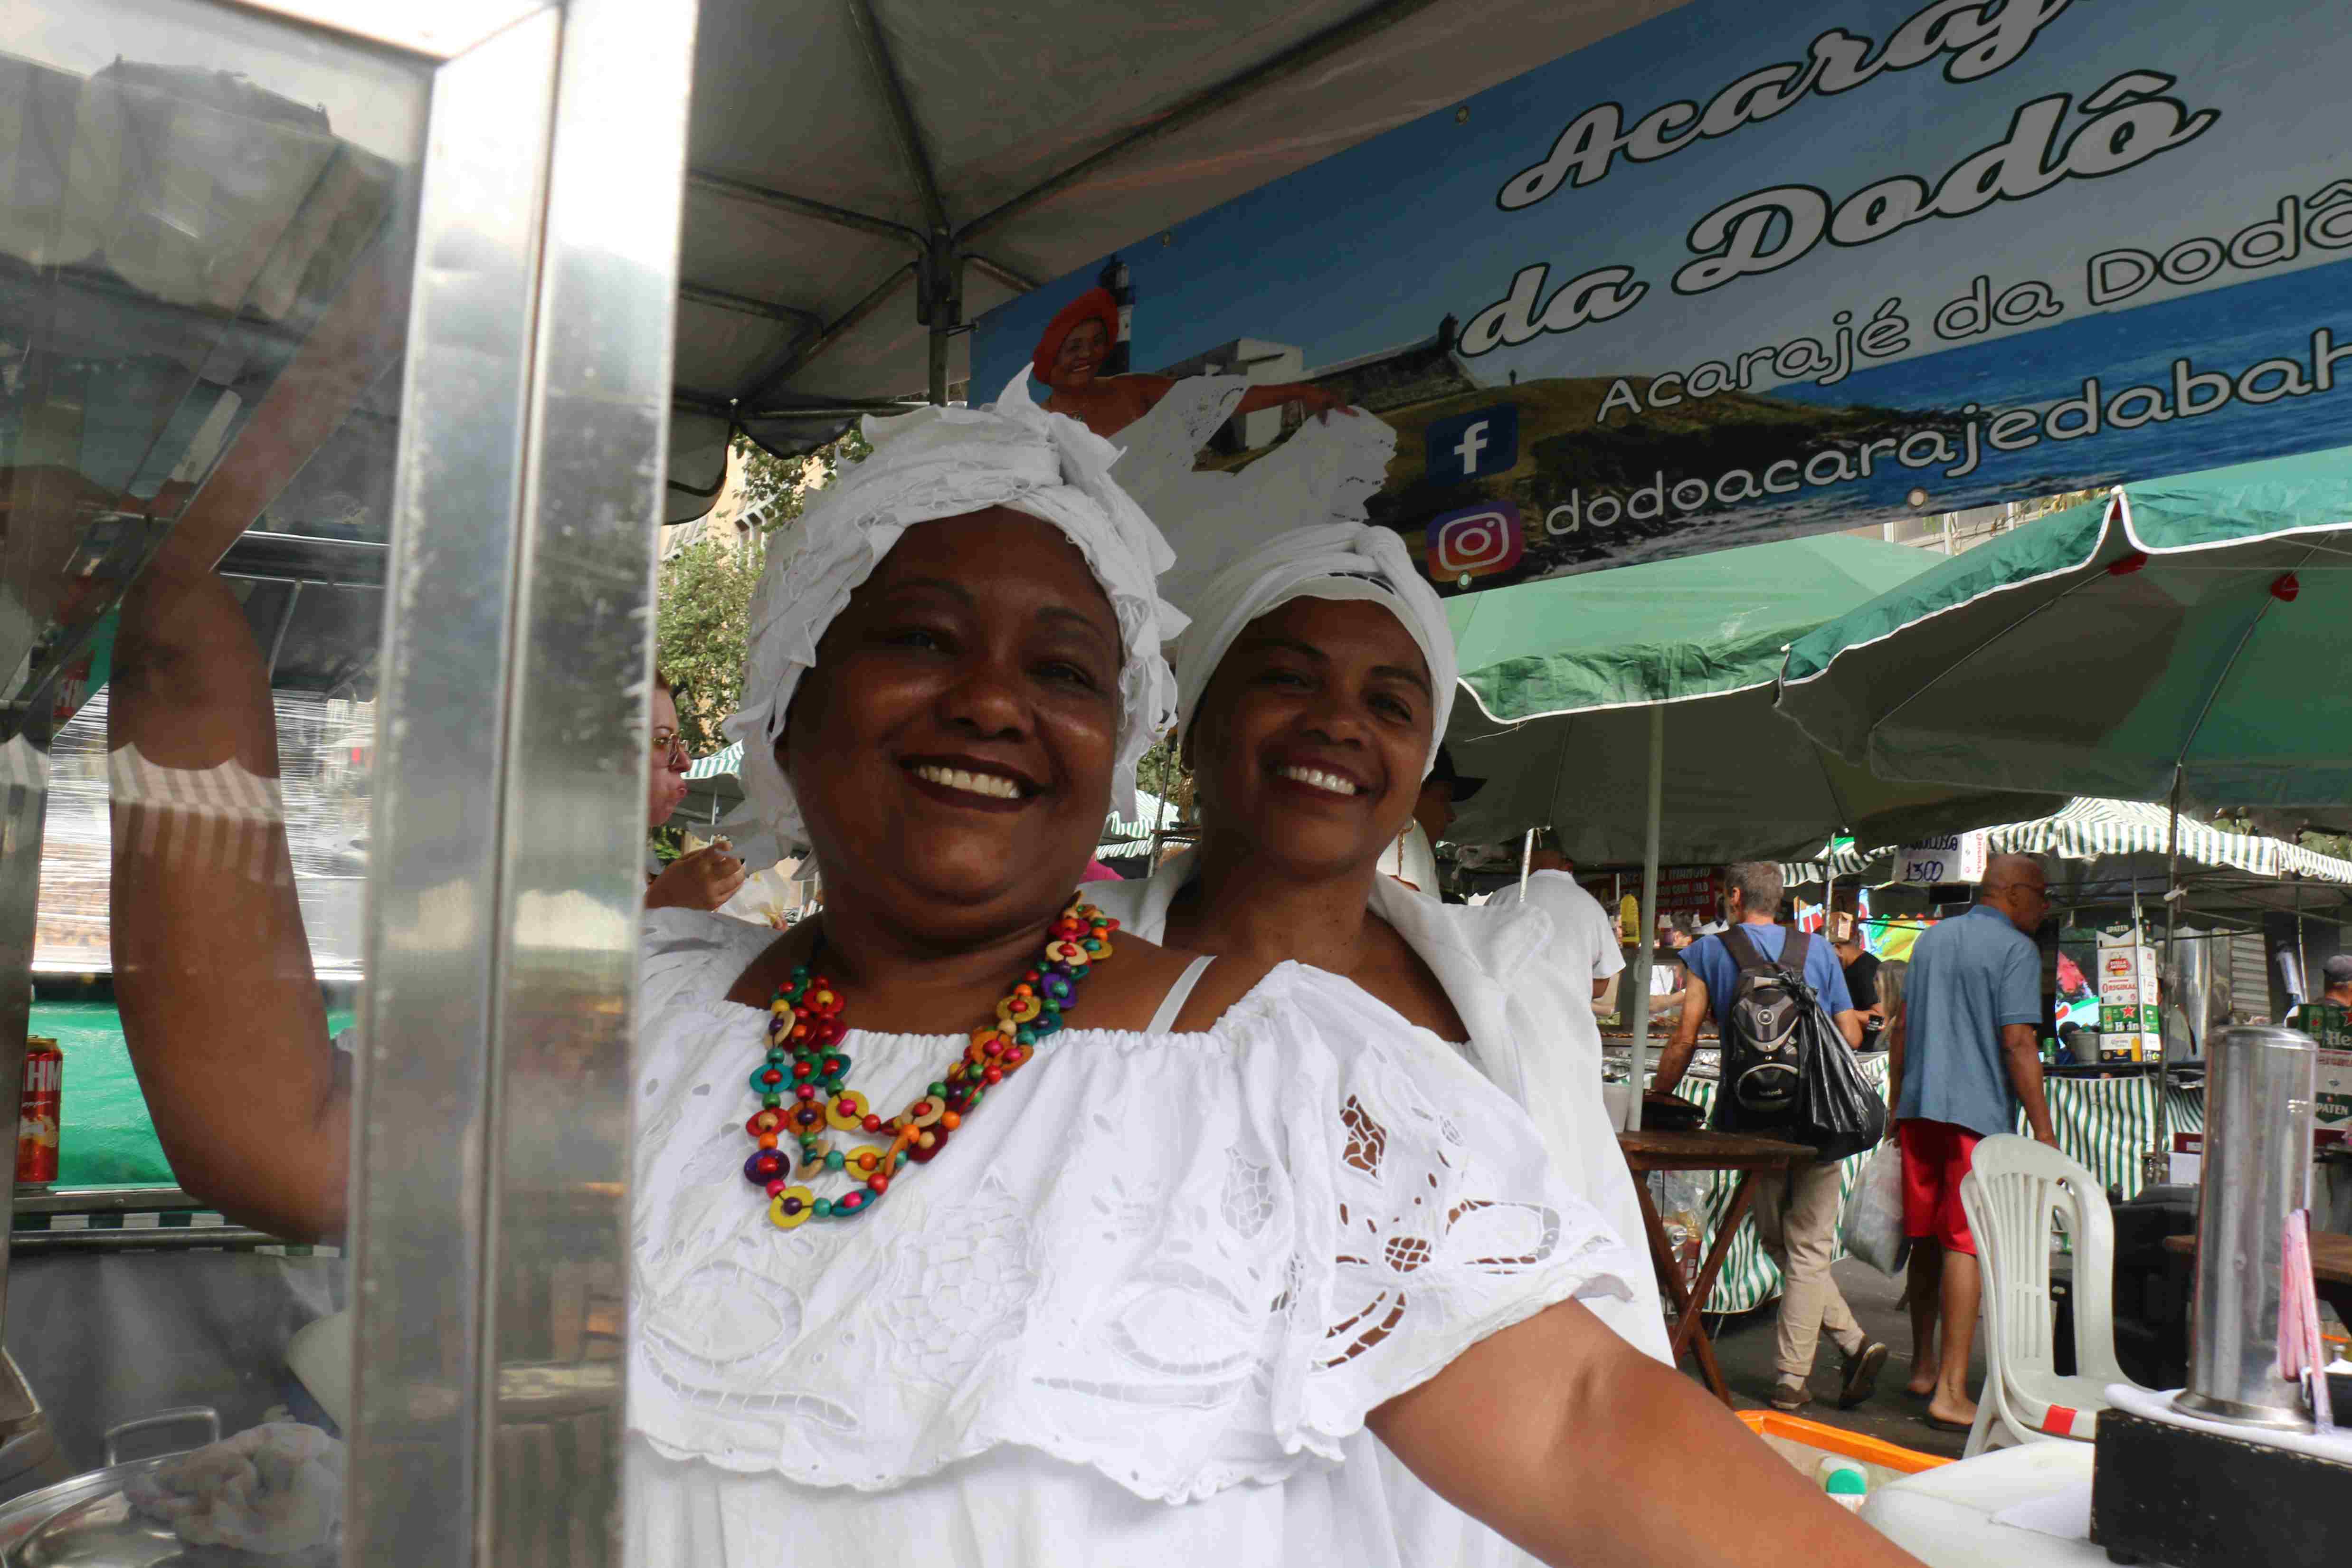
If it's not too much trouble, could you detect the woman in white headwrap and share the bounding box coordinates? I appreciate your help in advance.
[1087,524,1677,1568]
[110,378,1923,1568]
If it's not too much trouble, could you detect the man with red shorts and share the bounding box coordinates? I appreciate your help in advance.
[1887,854,2057,1433]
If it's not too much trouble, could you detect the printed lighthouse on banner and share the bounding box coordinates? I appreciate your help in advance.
[975,0,2352,597]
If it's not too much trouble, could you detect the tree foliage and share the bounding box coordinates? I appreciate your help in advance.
[1135,738,1189,814]
[654,536,763,761]
[654,428,873,762]
[734,427,873,529]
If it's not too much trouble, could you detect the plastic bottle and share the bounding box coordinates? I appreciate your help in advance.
[1817,1456,1868,1512]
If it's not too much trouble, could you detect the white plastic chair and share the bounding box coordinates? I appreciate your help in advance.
[1956,1135,2150,1457]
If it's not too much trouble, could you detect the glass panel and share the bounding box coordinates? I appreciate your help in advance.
[0,0,427,1511]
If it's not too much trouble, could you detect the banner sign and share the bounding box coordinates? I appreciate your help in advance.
[973,0,2352,596]
[1894,832,1987,885]
[2097,928,2160,1059]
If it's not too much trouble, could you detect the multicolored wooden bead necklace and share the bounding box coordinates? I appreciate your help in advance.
[743,898,1118,1227]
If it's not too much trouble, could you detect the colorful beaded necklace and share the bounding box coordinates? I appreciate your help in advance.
[743,898,1118,1227]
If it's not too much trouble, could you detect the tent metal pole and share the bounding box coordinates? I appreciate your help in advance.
[1519,827,1535,896]
[2150,766,2182,1187]
[955,0,1447,247]
[1624,706,1665,1133]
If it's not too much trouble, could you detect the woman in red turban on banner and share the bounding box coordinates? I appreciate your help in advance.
[1034,286,1347,440]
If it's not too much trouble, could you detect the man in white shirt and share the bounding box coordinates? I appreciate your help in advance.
[1485,832,1624,1005]
[1377,745,1482,897]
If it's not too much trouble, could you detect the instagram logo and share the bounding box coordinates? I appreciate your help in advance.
[1424,501,1525,582]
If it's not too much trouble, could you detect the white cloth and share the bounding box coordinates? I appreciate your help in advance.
[1375,820,1440,897]
[629,909,1641,1568]
[125,1421,343,1555]
[1482,872,1627,987]
[1085,857,1670,1568]
[1108,377,1398,615]
[1171,521,1455,775]
[726,373,1186,851]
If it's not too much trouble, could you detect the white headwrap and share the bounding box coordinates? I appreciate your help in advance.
[726,373,1187,849]
[1172,522,1457,775]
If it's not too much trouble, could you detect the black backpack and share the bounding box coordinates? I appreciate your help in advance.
[1719,926,1813,1126]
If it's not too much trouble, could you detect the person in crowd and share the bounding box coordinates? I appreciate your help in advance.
[1377,743,1480,897]
[2287,951,2352,1050]
[1483,831,1624,1007]
[109,396,1927,1568]
[1641,916,1698,1021]
[1831,912,1885,1049]
[645,670,749,911]
[1653,863,1887,1415]
[1878,958,1909,1050]
[1887,853,2056,1431]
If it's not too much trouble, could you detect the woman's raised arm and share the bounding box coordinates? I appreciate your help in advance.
[109,557,349,1242]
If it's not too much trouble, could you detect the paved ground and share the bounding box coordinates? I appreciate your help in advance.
[1701,1256,1986,1460]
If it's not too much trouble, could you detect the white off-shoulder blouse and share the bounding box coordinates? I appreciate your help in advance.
[627,910,1641,1567]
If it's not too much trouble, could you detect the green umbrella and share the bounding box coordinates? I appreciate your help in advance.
[1446,534,2059,863]
[1776,447,2352,809]
[1443,532,2060,1131]
[1776,446,2352,1178]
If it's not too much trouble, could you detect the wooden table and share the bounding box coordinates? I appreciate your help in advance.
[2163,1227,2352,1322]
[1618,1127,1816,1405]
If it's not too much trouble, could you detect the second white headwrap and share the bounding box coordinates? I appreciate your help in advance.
[726,373,1187,850]
[1172,522,1456,776]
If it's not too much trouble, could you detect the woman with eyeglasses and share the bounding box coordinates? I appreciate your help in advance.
[645,670,749,911]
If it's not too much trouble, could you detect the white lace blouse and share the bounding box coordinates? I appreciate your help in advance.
[627,910,1641,1567]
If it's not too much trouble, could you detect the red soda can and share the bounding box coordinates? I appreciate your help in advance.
[17,1036,59,1186]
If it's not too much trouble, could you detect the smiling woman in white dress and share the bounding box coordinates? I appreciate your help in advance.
[1082,523,1680,1568]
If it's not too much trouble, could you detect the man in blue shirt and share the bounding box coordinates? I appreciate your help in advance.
[1888,853,2056,1433]
[1655,863,1880,1413]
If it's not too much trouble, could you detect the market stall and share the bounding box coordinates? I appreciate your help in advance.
[1444,532,2060,1131]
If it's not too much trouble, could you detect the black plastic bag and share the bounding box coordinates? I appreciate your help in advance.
[1791,995,1887,1162]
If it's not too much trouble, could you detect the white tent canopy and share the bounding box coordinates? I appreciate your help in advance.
[666,0,1684,518]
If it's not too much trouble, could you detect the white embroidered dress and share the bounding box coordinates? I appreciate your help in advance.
[628,910,1641,1567]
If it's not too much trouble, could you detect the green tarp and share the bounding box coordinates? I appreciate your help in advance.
[1442,535,2061,863]
[1778,447,2352,808]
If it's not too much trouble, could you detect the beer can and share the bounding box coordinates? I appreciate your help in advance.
[17,1036,59,1186]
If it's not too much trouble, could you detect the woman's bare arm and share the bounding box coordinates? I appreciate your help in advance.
[1372,1299,1928,1568]
[109,558,348,1241]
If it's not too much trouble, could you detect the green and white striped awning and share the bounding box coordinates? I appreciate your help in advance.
[684,740,743,779]
[1780,797,2352,887]
[1096,788,1176,861]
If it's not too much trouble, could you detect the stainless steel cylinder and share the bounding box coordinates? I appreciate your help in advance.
[2176,1025,2316,1429]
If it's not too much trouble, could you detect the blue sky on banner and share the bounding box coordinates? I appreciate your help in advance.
[975,0,2349,397]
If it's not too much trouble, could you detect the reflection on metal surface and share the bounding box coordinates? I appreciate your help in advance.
[479,0,700,1561]
[337,8,560,1568]
[2,25,431,1553]
[0,10,424,732]
[38,691,370,974]
[2179,1024,2318,1429]
[223,0,557,61]
[0,727,52,1333]
[8,1226,284,1254]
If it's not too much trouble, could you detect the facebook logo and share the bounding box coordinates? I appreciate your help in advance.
[1425,404,1519,481]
